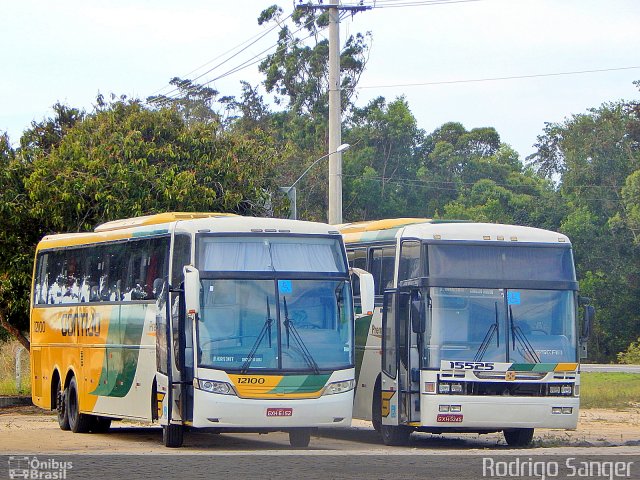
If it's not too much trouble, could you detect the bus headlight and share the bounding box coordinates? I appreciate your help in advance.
[323,379,355,396]
[197,379,236,396]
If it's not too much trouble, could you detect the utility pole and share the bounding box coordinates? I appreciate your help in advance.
[295,1,371,224]
[328,4,341,225]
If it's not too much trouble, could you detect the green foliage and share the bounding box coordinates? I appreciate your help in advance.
[25,99,281,233]
[617,337,640,364]
[258,5,370,117]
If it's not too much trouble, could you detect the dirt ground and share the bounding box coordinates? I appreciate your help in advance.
[0,405,638,454]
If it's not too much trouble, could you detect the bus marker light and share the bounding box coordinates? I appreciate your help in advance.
[450,405,462,412]
[561,407,573,414]
[552,407,562,414]
[424,382,436,393]
[439,405,450,412]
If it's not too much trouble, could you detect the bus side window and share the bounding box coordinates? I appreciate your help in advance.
[171,234,191,289]
[370,246,396,296]
[347,248,367,297]
[399,241,422,282]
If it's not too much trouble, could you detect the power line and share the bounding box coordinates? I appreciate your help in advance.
[150,13,293,100]
[148,12,327,104]
[369,0,485,8]
[358,66,640,90]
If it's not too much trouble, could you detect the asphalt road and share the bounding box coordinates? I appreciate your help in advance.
[581,364,640,373]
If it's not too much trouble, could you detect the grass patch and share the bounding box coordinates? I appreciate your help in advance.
[580,372,640,409]
[0,340,31,396]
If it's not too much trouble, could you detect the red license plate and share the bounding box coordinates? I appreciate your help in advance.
[436,414,463,423]
[266,408,293,417]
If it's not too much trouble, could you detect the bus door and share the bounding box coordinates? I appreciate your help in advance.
[381,289,422,427]
[155,266,196,429]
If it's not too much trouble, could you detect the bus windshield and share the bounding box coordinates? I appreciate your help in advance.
[424,287,577,368]
[197,279,353,371]
[198,235,347,273]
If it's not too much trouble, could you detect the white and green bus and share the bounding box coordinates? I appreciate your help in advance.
[340,218,594,446]
[31,212,370,447]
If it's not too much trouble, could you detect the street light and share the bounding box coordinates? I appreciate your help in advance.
[280,143,350,220]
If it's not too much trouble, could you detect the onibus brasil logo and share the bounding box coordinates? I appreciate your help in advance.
[8,457,72,479]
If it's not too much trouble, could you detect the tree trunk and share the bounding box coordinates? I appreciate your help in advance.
[0,310,30,351]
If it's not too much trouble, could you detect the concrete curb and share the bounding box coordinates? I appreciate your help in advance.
[0,396,32,408]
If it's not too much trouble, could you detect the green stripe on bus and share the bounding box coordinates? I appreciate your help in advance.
[91,304,147,397]
[509,363,559,372]
[132,229,169,238]
[267,374,331,394]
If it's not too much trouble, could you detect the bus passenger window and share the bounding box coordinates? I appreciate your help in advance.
[370,247,396,296]
[347,248,367,296]
[399,241,422,282]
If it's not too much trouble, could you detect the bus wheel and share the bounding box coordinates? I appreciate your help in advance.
[381,424,411,446]
[66,376,93,433]
[289,428,311,448]
[371,382,382,433]
[163,424,184,448]
[503,428,534,447]
[91,416,112,433]
[56,381,70,431]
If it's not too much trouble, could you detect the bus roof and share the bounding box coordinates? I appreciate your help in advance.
[339,218,570,245]
[37,213,343,251]
[94,212,235,232]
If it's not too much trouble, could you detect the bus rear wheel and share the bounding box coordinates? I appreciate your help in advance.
[56,380,70,431]
[66,376,93,433]
[289,428,311,448]
[163,424,184,448]
[503,428,534,447]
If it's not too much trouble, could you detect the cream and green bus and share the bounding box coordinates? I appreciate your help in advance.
[30,212,368,447]
[340,218,594,447]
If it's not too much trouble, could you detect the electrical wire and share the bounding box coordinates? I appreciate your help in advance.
[148,11,328,104]
[357,65,640,90]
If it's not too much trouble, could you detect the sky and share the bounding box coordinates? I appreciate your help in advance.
[2,0,639,160]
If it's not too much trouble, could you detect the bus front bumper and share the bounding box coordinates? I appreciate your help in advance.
[420,395,580,430]
[191,388,354,429]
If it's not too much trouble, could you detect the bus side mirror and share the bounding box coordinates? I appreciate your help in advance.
[183,266,201,320]
[582,305,594,339]
[411,297,426,333]
[351,268,375,316]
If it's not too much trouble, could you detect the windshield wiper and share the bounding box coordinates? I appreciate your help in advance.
[241,297,274,373]
[283,296,320,374]
[474,302,500,361]
[509,306,541,363]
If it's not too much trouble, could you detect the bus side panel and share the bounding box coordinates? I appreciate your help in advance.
[31,305,83,410]
[89,303,157,420]
[353,306,383,421]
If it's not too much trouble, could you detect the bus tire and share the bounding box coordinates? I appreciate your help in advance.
[66,376,93,433]
[381,424,412,446]
[289,428,311,448]
[503,428,534,447]
[91,416,112,433]
[371,379,382,433]
[163,424,184,448]
[56,379,70,431]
